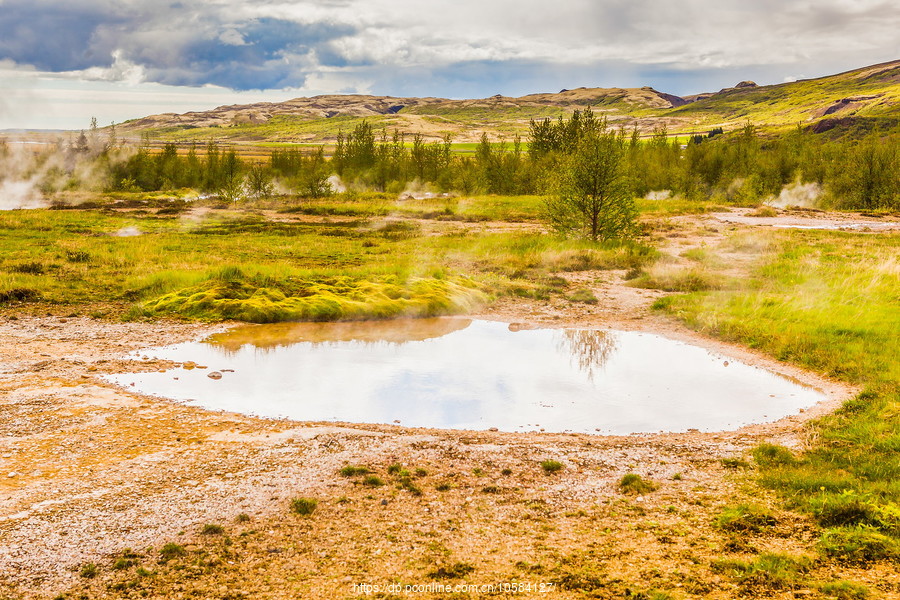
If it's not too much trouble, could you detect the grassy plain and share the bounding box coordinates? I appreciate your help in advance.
[656,228,900,568]
[0,194,654,322]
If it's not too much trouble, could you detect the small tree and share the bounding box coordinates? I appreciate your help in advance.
[545,124,636,242]
[246,163,275,199]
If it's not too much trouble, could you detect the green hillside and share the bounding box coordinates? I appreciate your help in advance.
[122,60,900,145]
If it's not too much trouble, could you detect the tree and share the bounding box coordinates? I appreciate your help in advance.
[544,121,636,242]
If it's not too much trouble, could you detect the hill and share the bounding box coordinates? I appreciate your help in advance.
[118,59,900,143]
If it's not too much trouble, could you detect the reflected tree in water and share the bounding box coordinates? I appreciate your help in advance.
[557,329,617,380]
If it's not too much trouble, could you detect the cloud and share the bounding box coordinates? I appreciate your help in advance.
[0,0,896,98]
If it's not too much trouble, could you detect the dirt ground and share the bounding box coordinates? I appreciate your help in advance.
[1,209,891,599]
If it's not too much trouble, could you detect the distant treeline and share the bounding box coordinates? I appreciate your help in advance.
[2,113,898,210]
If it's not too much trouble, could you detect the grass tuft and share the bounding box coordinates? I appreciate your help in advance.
[290,498,318,516]
[619,473,659,495]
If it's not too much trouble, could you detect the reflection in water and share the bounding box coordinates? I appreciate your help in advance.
[107,319,828,434]
[208,317,472,354]
[556,329,617,380]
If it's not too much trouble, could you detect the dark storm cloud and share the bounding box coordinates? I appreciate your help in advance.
[0,0,896,96]
[0,1,355,89]
[0,1,123,71]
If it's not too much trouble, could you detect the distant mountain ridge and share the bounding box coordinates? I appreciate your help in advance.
[119,59,900,142]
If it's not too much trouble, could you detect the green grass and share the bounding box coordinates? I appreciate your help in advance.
[619,473,659,495]
[714,504,778,533]
[657,228,900,563]
[540,460,564,474]
[712,553,811,592]
[290,498,318,516]
[0,197,657,322]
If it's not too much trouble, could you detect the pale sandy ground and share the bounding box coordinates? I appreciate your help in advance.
[0,209,885,599]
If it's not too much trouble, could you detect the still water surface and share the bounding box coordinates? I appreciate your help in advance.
[107,318,826,434]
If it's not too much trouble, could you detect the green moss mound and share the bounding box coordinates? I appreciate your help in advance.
[138,270,487,323]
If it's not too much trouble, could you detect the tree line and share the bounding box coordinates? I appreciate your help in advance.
[2,112,897,237]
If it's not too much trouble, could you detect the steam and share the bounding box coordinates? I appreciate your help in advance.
[644,190,672,201]
[767,180,822,209]
[0,129,122,210]
[0,176,48,210]
[112,226,142,237]
[327,175,346,193]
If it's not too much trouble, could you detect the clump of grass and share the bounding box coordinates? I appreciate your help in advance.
[567,288,598,304]
[140,273,487,323]
[112,557,136,570]
[339,465,371,477]
[481,485,501,494]
[200,523,224,535]
[619,473,659,495]
[79,563,99,578]
[817,526,900,564]
[818,581,870,599]
[715,504,778,532]
[501,468,513,476]
[435,483,452,492]
[414,468,428,477]
[158,543,185,561]
[399,477,423,496]
[749,205,778,217]
[713,553,810,592]
[8,261,47,275]
[362,475,384,487]
[752,443,796,467]
[629,266,727,292]
[236,513,251,523]
[387,463,404,475]
[427,562,475,579]
[721,457,751,469]
[290,498,318,516]
[65,250,91,263]
[540,460,564,474]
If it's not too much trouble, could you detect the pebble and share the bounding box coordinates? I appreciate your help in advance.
[208,371,223,380]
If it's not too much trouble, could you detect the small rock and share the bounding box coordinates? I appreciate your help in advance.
[488,427,499,432]
[7,472,17,478]
[723,361,729,367]
[208,371,223,380]
[380,499,389,506]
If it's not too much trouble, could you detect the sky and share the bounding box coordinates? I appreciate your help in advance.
[0,0,898,130]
